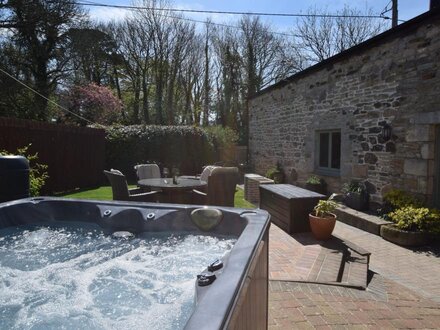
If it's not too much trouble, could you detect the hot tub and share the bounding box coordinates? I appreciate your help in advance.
[0,198,270,330]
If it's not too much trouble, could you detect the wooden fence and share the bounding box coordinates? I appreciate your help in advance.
[0,117,105,193]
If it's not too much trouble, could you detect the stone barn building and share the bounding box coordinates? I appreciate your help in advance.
[248,8,440,207]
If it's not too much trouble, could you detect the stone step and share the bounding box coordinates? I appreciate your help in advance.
[340,250,369,289]
[334,234,371,263]
[307,239,370,290]
[307,249,344,283]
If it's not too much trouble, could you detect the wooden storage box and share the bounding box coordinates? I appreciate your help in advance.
[259,184,325,234]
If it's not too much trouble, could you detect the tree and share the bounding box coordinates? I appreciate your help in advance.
[63,83,122,126]
[294,6,386,63]
[0,41,35,118]
[67,23,118,86]
[210,16,300,142]
[112,18,153,124]
[211,26,242,130]
[0,0,82,120]
[202,19,212,126]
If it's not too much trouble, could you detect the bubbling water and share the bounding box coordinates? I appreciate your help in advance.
[0,224,236,330]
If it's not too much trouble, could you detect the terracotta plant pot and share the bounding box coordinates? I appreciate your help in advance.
[380,224,433,247]
[309,213,337,240]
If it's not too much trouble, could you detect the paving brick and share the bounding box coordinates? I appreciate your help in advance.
[322,314,348,325]
[292,321,315,329]
[319,305,339,315]
[299,306,324,316]
[372,319,396,328]
[280,298,302,308]
[285,308,307,322]
[307,315,327,326]
[313,325,332,330]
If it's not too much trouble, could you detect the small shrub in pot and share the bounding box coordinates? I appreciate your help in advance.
[265,161,284,183]
[342,180,369,211]
[378,190,439,246]
[388,207,440,233]
[305,175,327,195]
[381,206,440,246]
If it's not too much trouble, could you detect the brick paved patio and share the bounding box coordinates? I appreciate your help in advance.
[269,277,440,329]
[268,222,440,328]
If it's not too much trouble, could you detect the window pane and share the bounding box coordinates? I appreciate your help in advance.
[319,133,329,167]
[331,132,341,169]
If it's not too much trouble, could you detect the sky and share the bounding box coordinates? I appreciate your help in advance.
[85,0,431,30]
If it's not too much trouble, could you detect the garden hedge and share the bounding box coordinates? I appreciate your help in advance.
[105,125,216,181]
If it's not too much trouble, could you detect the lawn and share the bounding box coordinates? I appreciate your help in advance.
[61,186,255,209]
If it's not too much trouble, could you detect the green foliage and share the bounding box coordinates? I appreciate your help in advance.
[265,167,278,179]
[0,144,49,196]
[383,189,439,233]
[265,162,284,183]
[383,189,423,210]
[105,125,215,179]
[202,126,239,149]
[379,189,424,220]
[342,180,367,195]
[388,207,440,233]
[0,0,81,120]
[313,199,339,218]
[306,175,322,185]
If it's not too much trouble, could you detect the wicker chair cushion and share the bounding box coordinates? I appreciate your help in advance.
[134,164,161,180]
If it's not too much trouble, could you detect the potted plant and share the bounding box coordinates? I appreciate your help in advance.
[380,206,440,246]
[265,161,284,184]
[309,198,339,240]
[378,189,439,246]
[342,180,369,211]
[305,175,327,195]
[378,189,423,219]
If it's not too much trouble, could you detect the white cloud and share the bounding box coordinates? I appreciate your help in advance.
[88,7,129,23]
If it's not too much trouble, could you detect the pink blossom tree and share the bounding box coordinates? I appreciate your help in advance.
[64,83,122,126]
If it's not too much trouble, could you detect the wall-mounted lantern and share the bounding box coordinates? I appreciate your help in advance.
[382,123,392,141]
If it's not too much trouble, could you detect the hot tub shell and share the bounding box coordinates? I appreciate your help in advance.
[0,197,270,330]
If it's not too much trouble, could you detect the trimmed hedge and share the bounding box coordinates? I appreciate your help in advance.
[105,125,216,180]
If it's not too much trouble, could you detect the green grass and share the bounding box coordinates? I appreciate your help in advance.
[60,185,256,209]
[60,185,135,201]
[234,187,255,209]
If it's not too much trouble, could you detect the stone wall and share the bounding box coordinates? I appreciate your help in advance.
[249,10,440,205]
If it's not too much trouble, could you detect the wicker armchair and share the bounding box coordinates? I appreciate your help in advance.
[104,170,158,203]
[191,167,239,207]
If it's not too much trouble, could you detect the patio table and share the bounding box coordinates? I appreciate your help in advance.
[138,178,207,204]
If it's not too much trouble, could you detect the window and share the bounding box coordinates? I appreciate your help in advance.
[317,130,341,175]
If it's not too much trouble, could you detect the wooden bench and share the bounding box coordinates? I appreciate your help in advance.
[259,184,325,234]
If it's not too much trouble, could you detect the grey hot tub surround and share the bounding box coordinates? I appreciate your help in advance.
[0,197,270,330]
